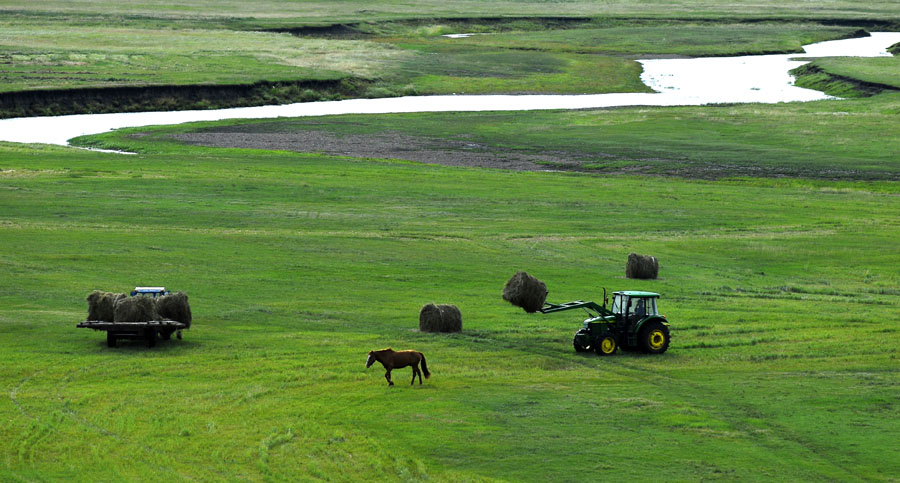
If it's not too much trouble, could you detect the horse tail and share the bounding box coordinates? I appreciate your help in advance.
[419,352,430,379]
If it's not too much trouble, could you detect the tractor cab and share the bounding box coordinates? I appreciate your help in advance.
[610,291,659,327]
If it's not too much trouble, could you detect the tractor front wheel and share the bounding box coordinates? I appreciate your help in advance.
[595,336,617,356]
[573,341,590,353]
[639,321,670,354]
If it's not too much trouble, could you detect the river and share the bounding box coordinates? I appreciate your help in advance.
[1,32,898,147]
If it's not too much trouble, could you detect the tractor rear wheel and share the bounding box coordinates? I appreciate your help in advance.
[639,321,670,354]
[595,336,617,356]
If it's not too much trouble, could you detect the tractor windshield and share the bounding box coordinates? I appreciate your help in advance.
[647,298,658,316]
[611,294,625,315]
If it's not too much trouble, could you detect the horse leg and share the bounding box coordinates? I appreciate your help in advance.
[385,369,393,386]
[411,366,420,385]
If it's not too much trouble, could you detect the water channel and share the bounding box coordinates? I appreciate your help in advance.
[1,32,898,147]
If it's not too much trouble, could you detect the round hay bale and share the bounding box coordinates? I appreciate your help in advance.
[113,296,159,322]
[156,291,192,329]
[625,253,659,279]
[502,271,547,313]
[86,290,127,322]
[419,303,462,333]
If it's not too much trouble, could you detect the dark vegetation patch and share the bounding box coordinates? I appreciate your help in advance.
[0,78,370,119]
[790,63,900,98]
[267,16,900,39]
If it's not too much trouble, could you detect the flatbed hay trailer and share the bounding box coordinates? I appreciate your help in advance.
[77,320,185,348]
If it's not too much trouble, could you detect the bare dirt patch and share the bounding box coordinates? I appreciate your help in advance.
[173,129,591,171]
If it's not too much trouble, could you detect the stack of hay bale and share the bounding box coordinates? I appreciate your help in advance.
[86,290,192,324]
[502,271,547,313]
[114,296,159,322]
[419,303,462,333]
[86,291,128,322]
[155,291,192,328]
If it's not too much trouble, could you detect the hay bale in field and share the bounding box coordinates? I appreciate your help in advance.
[625,253,659,279]
[156,291,192,328]
[113,296,159,322]
[86,290,127,322]
[419,303,462,333]
[502,271,547,313]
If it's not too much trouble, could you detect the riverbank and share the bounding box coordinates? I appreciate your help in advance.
[5,33,899,147]
[0,14,882,118]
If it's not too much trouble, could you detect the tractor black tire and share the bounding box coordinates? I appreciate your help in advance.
[574,341,590,353]
[639,321,670,354]
[595,336,617,356]
[146,328,158,348]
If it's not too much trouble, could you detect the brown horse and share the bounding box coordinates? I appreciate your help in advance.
[366,348,430,386]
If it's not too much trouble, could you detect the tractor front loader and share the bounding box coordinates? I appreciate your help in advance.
[541,291,670,355]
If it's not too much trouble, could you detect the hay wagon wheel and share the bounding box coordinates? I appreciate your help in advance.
[160,328,175,340]
[106,331,117,348]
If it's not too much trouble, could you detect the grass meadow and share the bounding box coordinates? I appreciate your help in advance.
[2,0,900,480]
[2,102,900,479]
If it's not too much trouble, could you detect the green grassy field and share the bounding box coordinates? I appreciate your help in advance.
[2,102,900,479]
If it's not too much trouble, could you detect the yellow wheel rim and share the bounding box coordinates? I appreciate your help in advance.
[648,329,666,350]
[601,337,616,354]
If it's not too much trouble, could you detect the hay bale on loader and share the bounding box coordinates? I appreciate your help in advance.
[155,291,192,329]
[502,271,547,313]
[419,303,462,333]
[113,296,159,322]
[626,253,659,279]
[86,291,127,322]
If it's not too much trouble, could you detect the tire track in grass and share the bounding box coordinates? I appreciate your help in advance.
[611,357,866,479]
[52,366,220,481]
[8,371,51,466]
[455,330,867,479]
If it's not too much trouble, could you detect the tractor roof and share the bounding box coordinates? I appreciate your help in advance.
[615,291,659,298]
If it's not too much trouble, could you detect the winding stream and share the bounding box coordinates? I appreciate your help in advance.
[1,32,898,147]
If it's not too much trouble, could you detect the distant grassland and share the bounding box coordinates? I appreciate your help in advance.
[792,56,900,97]
[433,23,858,56]
[0,0,889,117]
[3,0,900,24]
[799,56,900,88]
[85,93,900,180]
[0,23,407,93]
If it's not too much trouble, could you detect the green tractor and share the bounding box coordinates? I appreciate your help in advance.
[541,291,671,355]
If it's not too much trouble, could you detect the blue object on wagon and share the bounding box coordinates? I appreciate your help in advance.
[131,286,170,297]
